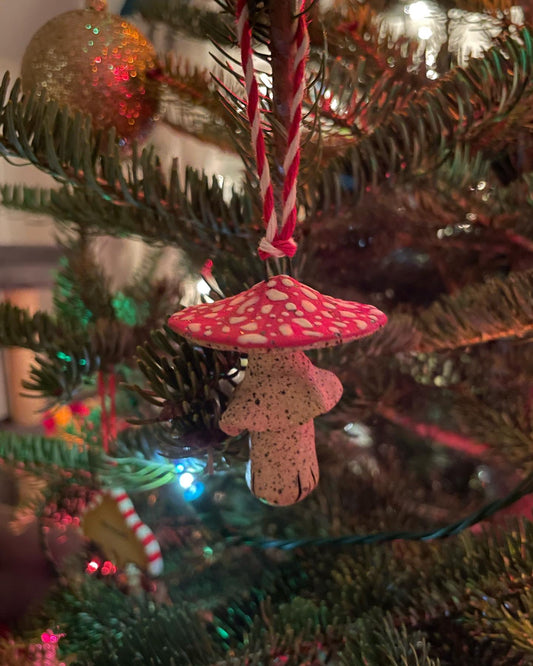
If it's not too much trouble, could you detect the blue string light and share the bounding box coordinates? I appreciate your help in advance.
[184,481,205,502]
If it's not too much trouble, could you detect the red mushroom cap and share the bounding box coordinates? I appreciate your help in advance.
[168,275,387,352]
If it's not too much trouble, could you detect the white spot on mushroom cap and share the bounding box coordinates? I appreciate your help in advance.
[279,324,294,336]
[323,301,336,309]
[340,310,356,318]
[285,303,297,311]
[267,279,276,287]
[301,287,318,300]
[229,316,247,324]
[295,310,303,316]
[222,326,230,333]
[188,323,201,333]
[266,288,289,301]
[303,330,322,337]
[293,318,313,329]
[357,321,368,330]
[237,297,259,314]
[238,333,268,344]
[261,304,273,314]
[241,322,258,331]
[301,300,317,312]
[281,278,293,287]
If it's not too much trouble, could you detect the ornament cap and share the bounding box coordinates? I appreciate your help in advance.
[168,274,387,352]
[86,0,107,11]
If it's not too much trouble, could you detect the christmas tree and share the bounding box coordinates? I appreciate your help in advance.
[1,0,533,663]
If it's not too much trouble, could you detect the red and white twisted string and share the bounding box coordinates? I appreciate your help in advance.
[236,0,309,261]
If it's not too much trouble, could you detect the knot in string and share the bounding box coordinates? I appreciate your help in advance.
[258,235,298,260]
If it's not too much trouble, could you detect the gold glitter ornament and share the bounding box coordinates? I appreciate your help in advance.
[21,0,160,145]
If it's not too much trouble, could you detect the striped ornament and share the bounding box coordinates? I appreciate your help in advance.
[235,0,309,261]
[87,487,164,577]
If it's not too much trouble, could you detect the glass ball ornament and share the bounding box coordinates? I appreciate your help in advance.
[21,0,160,145]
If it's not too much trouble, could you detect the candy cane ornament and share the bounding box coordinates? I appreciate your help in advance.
[236,0,309,261]
[82,487,164,576]
[109,489,163,576]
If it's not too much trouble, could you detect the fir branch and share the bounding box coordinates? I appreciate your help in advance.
[0,183,53,213]
[2,28,532,261]
[21,317,156,401]
[0,302,75,352]
[54,235,115,325]
[488,588,533,656]
[307,28,533,214]
[0,281,179,402]
[339,612,440,666]
[137,0,235,45]
[415,269,533,352]
[133,325,240,435]
[157,55,239,153]
[0,429,175,490]
[74,600,221,665]
[0,74,256,259]
[310,43,424,140]
[234,596,338,665]
[0,431,95,472]
[101,456,177,492]
[46,170,256,262]
[22,350,96,401]
[114,423,169,460]
[450,395,533,466]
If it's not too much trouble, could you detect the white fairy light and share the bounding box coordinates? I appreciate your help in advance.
[405,1,431,21]
[196,278,211,296]
[379,1,446,74]
[448,6,524,65]
[197,278,214,304]
[178,472,195,489]
[418,26,433,40]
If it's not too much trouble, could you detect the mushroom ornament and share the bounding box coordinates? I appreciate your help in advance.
[168,275,386,506]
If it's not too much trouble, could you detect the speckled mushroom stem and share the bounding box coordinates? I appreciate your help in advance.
[220,349,343,505]
[246,421,318,505]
